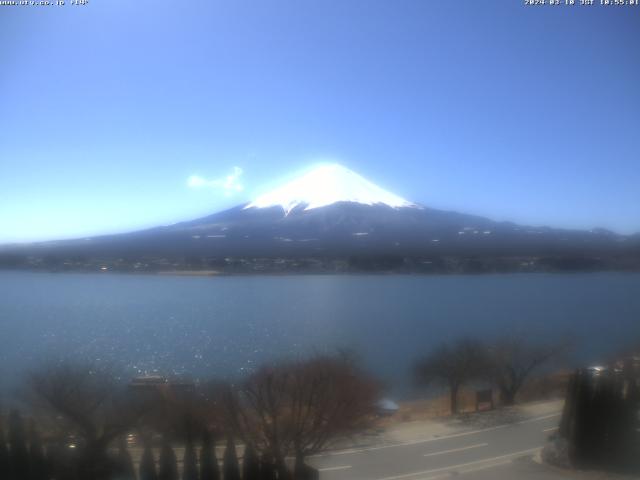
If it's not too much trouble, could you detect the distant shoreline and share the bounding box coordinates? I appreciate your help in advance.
[156,270,223,276]
[2,252,640,276]
[2,266,640,278]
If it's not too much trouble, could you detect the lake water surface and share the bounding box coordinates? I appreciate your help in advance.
[1,271,639,396]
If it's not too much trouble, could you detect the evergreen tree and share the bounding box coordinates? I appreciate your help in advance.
[258,453,276,480]
[139,441,158,480]
[275,456,291,480]
[558,372,577,440]
[182,435,199,480]
[199,430,219,480]
[28,425,48,480]
[115,437,136,480]
[560,368,640,469]
[158,439,178,480]
[46,441,78,480]
[572,370,594,466]
[8,410,30,480]
[0,425,10,480]
[222,438,240,480]
[293,454,319,480]
[242,444,260,480]
[46,442,63,480]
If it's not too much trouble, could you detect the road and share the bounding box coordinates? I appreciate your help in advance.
[308,412,568,480]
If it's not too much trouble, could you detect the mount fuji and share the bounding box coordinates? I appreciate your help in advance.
[244,164,417,213]
[2,164,639,273]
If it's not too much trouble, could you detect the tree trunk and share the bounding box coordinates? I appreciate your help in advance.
[275,455,291,480]
[500,387,516,406]
[450,384,459,415]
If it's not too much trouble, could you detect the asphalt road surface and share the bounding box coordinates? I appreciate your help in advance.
[308,412,568,480]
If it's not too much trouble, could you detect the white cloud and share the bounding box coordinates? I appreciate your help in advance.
[187,166,244,196]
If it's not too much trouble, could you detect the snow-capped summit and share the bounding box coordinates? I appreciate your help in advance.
[244,163,418,214]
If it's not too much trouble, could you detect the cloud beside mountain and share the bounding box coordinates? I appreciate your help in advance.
[187,166,244,196]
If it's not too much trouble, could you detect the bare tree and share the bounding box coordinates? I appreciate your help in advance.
[28,362,148,480]
[224,365,292,476]
[487,336,569,405]
[414,338,488,415]
[286,355,379,462]
[226,354,379,475]
[143,381,214,440]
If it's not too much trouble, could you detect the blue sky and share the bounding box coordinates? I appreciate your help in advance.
[1,1,639,243]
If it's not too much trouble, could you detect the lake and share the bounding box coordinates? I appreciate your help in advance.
[1,271,639,397]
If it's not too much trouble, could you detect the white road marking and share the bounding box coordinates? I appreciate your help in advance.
[517,413,561,423]
[311,412,560,458]
[318,465,352,472]
[377,446,542,480]
[543,426,558,432]
[412,472,451,480]
[417,459,515,480]
[423,443,488,457]
[455,459,513,476]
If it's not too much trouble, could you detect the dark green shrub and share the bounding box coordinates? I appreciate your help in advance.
[8,410,30,480]
[115,437,136,480]
[199,430,219,480]
[293,455,319,480]
[259,453,276,480]
[28,426,48,480]
[560,368,640,470]
[158,439,178,480]
[0,425,9,480]
[222,438,240,480]
[139,441,158,480]
[242,444,260,480]
[182,436,199,480]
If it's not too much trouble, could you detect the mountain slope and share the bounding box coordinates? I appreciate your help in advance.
[1,164,638,272]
